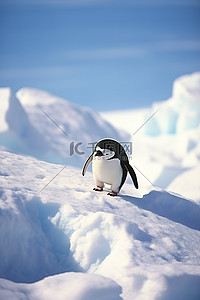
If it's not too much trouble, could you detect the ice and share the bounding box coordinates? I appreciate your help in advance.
[146,72,200,136]
[101,72,200,194]
[0,149,200,300]
[102,72,200,137]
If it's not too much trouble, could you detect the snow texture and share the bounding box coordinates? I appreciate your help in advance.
[0,72,200,299]
[168,164,200,203]
[0,87,126,166]
[0,150,200,300]
[0,273,122,300]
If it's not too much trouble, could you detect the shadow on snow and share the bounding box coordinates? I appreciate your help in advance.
[121,190,200,231]
[0,195,83,283]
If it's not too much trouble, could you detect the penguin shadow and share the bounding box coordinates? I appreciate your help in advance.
[120,190,200,231]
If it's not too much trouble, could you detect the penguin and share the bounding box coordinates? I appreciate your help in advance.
[82,138,138,196]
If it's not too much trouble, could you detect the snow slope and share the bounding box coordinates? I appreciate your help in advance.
[0,149,200,300]
[0,87,126,166]
[1,72,199,200]
[168,164,200,204]
[101,72,200,197]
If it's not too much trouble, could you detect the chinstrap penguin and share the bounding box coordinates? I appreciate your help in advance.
[82,138,138,196]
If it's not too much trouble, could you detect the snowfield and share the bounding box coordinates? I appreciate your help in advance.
[0,72,200,299]
[0,150,200,300]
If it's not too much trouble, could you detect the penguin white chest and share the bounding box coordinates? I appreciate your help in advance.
[92,158,122,186]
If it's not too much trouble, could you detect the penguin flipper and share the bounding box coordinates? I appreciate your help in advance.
[82,154,93,176]
[119,161,128,191]
[125,162,138,189]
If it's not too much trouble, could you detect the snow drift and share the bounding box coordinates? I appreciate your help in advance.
[168,164,200,203]
[0,87,126,166]
[0,149,200,300]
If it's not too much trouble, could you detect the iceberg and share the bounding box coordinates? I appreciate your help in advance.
[146,72,200,136]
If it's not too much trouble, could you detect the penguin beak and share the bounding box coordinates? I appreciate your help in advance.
[95,150,104,157]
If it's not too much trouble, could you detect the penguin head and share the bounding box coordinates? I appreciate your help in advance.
[94,145,115,160]
[93,139,122,160]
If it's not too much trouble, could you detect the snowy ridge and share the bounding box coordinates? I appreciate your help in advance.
[0,150,200,300]
[102,72,200,136]
[0,87,126,166]
[101,72,200,199]
[168,164,200,202]
[0,88,48,157]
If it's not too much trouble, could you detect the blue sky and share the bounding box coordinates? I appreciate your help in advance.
[0,0,200,111]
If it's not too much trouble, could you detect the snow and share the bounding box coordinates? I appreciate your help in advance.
[0,88,10,132]
[16,88,127,166]
[0,87,49,158]
[0,273,122,300]
[102,72,200,137]
[0,149,200,300]
[0,87,126,166]
[1,72,200,195]
[1,72,200,299]
[101,72,200,196]
[168,164,200,203]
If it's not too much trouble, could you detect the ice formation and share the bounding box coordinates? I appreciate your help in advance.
[145,72,200,136]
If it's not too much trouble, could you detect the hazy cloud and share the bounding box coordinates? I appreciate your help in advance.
[0,66,81,80]
[65,47,147,60]
[63,40,200,61]
[1,40,199,81]
[159,40,200,52]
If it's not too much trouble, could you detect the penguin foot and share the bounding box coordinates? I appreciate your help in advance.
[107,191,117,196]
[93,186,103,191]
